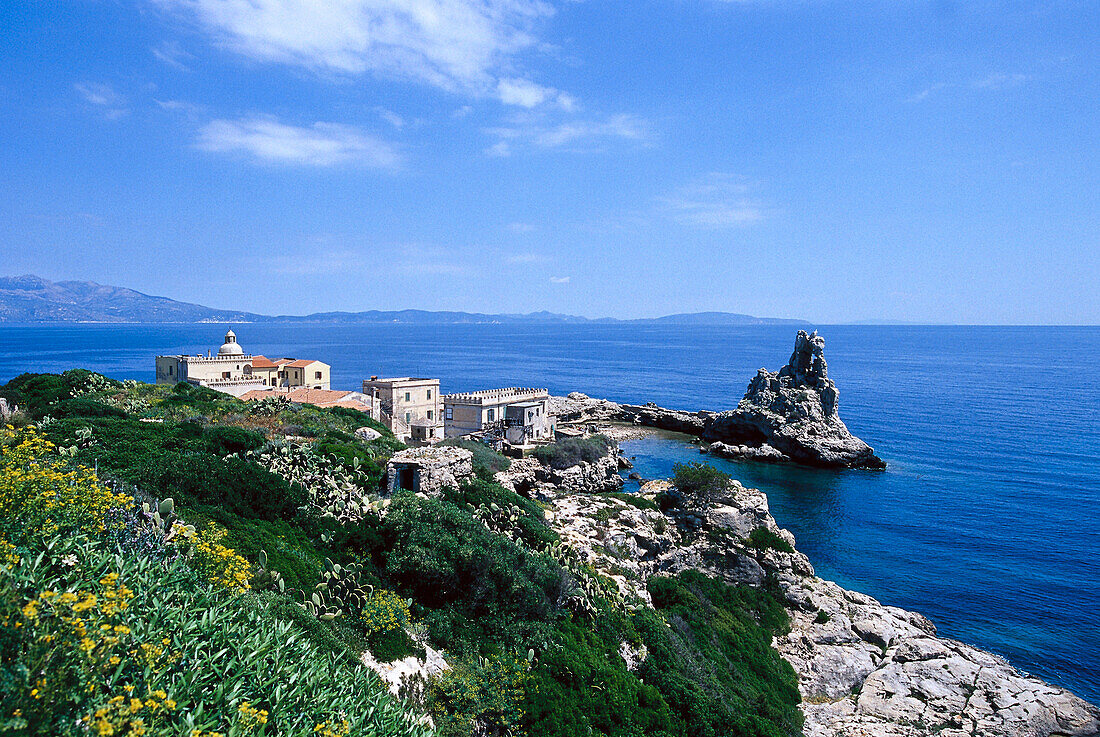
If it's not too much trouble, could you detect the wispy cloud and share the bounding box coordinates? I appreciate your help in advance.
[73,82,129,119]
[973,73,1031,90]
[196,117,401,168]
[906,82,948,103]
[662,173,769,228]
[157,0,561,104]
[486,113,649,155]
[549,275,570,283]
[506,252,546,264]
[151,40,194,70]
[375,107,405,129]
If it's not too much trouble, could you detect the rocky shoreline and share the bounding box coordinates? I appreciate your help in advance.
[540,474,1100,737]
[550,330,886,470]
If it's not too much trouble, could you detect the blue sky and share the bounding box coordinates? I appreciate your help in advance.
[1,1,1097,323]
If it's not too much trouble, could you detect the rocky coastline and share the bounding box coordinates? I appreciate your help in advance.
[549,329,886,470]
[541,473,1100,737]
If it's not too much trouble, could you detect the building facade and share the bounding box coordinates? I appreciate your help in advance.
[156,330,330,396]
[362,376,443,445]
[443,387,556,445]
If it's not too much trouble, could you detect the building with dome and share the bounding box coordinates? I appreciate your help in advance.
[155,329,330,396]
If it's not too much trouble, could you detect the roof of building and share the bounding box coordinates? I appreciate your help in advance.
[363,377,438,385]
[239,387,373,412]
[444,387,549,404]
[218,329,244,356]
[251,356,277,368]
[286,359,320,368]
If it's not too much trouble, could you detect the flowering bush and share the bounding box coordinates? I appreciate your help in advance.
[0,426,132,544]
[189,525,252,593]
[360,589,411,636]
[0,535,431,737]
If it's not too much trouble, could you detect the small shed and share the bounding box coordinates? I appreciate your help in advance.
[385,446,474,497]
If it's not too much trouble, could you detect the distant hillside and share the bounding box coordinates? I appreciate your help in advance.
[0,275,801,325]
[0,275,265,323]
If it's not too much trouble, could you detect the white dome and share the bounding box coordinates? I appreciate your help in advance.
[218,329,243,356]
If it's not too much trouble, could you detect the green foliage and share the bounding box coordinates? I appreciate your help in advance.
[203,425,266,456]
[1,370,120,419]
[0,534,428,737]
[640,571,801,737]
[814,610,831,625]
[379,494,562,654]
[746,527,794,554]
[663,463,732,511]
[184,503,322,591]
[530,434,612,470]
[439,439,511,477]
[46,398,127,420]
[431,652,531,737]
[441,479,555,549]
[136,451,307,522]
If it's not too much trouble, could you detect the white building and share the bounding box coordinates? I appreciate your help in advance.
[362,376,443,445]
[156,330,330,396]
[443,387,556,446]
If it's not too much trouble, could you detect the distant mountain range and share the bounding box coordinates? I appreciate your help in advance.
[0,275,803,326]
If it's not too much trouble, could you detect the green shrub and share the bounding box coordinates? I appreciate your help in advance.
[530,434,612,470]
[746,527,794,554]
[641,571,801,737]
[814,610,831,625]
[1,370,120,418]
[203,425,266,456]
[440,438,511,477]
[663,463,732,511]
[431,652,532,737]
[441,479,555,549]
[47,398,127,419]
[136,452,307,522]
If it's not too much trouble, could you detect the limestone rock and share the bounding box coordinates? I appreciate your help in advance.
[384,446,474,497]
[702,330,885,469]
[353,426,382,442]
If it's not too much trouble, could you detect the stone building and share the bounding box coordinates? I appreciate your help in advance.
[443,387,556,445]
[362,376,443,445]
[155,329,330,396]
[238,387,380,417]
[385,446,473,496]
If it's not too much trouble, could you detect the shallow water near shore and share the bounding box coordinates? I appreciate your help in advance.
[1,322,1097,703]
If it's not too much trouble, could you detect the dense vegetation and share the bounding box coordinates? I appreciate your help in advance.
[0,372,803,736]
[530,433,612,470]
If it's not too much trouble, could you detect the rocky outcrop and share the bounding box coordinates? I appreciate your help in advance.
[495,455,623,496]
[385,446,474,496]
[550,330,884,470]
[703,330,885,469]
[542,477,1100,737]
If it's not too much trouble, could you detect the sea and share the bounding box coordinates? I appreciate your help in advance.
[0,322,1097,704]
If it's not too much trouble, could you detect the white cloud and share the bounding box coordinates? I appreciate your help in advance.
[196,117,401,167]
[906,82,948,103]
[496,77,573,109]
[486,113,649,155]
[73,82,129,119]
[662,173,768,228]
[549,275,570,283]
[158,0,556,97]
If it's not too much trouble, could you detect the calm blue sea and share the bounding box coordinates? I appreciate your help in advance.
[0,323,1097,704]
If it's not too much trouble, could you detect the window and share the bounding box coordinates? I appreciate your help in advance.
[445,407,453,420]
[314,371,322,379]
[222,371,230,379]
[167,365,173,376]
[427,410,433,420]
[405,412,411,424]
[405,392,411,402]
[487,409,495,422]
[426,389,432,399]
[429,428,435,437]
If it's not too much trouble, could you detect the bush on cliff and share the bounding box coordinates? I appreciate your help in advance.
[640,571,801,737]
[439,438,511,478]
[530,434,612,470]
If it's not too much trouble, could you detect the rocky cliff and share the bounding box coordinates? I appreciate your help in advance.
[550,329,885,470]
[542,478,1100,737]
[703,330,885,469]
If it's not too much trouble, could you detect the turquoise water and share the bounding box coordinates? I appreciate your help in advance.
[0,323,1097,703]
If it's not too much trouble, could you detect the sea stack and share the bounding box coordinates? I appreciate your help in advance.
[704,330,886,469]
